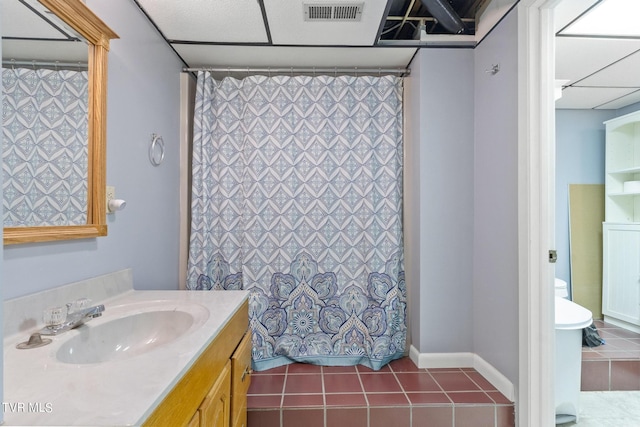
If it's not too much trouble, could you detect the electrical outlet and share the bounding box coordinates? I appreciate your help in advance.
[106,186,115,213]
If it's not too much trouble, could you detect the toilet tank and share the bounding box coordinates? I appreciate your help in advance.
[555,278,568,298]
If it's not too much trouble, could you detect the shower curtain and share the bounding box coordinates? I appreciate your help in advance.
[187,71,406,371]
[2,67,88,226]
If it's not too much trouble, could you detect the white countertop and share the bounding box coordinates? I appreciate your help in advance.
[3,289,249,426]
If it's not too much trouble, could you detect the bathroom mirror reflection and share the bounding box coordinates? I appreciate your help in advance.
[1,0,118,244]
[2,0,90,228]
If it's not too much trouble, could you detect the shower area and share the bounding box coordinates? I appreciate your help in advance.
[182,70,407,372]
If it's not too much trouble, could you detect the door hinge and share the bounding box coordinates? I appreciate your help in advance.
[549,250,557,263]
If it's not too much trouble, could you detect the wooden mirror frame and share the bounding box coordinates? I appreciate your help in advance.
[3,0,118,245]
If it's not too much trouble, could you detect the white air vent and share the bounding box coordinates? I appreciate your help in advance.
[304,3,363,21]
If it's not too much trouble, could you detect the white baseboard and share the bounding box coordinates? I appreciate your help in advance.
[409,345,515,401]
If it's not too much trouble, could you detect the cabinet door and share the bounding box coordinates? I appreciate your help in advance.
[231,332,252,427]
[199,361,231,427]
[187,411,200,427]
[603,225,640,325]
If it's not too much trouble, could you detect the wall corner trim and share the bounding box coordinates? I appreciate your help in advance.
[409,345,515,401]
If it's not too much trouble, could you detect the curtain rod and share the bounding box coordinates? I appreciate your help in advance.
[2,59,88,69]
[182,66,410,76]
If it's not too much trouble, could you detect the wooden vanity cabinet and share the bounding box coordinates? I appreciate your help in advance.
[230,332,252,427]
[198,361,232,426]
[142,300,250,427]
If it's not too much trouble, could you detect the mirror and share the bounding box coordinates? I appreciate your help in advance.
[1,0,118,244]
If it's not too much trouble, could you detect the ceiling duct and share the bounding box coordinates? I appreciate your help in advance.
[419,0,465,34]
[304,3,364,21]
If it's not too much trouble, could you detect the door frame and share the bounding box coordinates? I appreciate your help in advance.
[517,0,559,425]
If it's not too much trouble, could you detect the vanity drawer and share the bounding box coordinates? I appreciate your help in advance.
[231,331,252,427]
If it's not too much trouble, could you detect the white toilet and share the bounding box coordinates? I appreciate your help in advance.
[554,278,593,424]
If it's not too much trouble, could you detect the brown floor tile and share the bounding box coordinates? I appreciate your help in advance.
[581,360,610,391]
[388,357,422,372]
[249,374,286,395]
[248,394,283,409]
[608,328,640,339]
[405,392,451,405]
[284,374,323,394]
[496,405,516,427]
[611,360,640,390]
[454,405,495,427]
[411,406,453,427]
[486,391,512,404]
[326,407,367,427]
[282,408,324,427]
[369,406,410,427]
[604,338,640,351]
[282,393,324,408]
[446,391,494,404]
[324,372,363,393]
[247,409,281,427]
[430,372,481,392]
[395,372,441,392]
[464,372,497,391]
[366,392,410,406]
[360,373,402,392]
[325,392,367,407]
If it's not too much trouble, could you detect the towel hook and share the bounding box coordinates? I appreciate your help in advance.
[149,133,165,166]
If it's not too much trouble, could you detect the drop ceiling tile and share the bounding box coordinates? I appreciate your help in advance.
[2,0,71,39]
[174,44,416,70]
[555,37,640,85]
[263,0,388,46]
[555,86,636,109]
[578,50,640,87]
[554,0,598,34]
[136,0,268,43]
[596,89,640,110]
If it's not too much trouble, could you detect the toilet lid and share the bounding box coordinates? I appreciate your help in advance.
[555,297,593,330]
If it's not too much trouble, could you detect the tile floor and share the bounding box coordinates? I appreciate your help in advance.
[557,391,640,427]
[247,357,514,427]
[581,320,640,391]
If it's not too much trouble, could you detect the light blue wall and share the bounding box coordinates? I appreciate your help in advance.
[405,48,474,353]
[555,109,613,294]
[473,9,519,384]
[2,0,184,300]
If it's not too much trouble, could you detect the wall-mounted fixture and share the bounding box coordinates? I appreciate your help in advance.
[106,186,127,214]
[149,133,165,166]
[486,64,500,75]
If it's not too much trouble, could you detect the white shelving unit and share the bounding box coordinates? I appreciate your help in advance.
[603,110,640,331]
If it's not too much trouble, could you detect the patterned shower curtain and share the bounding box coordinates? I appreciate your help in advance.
[187,71,406,371]
[2,67,88,227]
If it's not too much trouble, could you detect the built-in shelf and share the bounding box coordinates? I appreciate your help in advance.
[609,166,640,175]
[608,192,640,197]
[603,110,640,330]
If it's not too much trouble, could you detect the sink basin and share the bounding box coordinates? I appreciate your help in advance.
[57,307,203,364]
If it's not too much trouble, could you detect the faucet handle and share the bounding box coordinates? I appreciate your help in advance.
[67,298,92,314]
[43,306,67,331]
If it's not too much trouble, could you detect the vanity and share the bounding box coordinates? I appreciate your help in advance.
[3,270,251,426]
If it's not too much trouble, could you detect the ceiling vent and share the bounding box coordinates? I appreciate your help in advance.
[304,3,364,21]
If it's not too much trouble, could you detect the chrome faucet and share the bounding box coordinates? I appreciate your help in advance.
[40,300,105,336]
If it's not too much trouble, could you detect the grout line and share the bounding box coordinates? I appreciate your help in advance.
[321,367,327,427]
